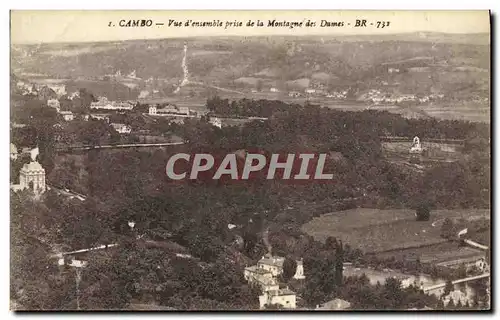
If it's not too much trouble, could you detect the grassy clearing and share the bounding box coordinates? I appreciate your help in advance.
[376,242,484,264]
[301,208,489,253]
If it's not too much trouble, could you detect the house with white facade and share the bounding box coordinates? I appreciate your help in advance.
[59,111,74,121]
[90,97,134,111]
[209,117,222,128]
[10,143,18,160]
[148,105,190,116]
[259,287,297,309]
[111,123,132,134]
[257,255,285,277]
[47,99,61,112]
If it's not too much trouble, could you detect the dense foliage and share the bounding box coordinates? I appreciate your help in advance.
[11,96,490,310]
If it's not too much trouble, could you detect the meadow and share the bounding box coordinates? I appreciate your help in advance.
[301,208,490,253]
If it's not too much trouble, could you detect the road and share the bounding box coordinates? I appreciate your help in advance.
[55,141,185,152]
[423,273,490,292]
[47,184,87,201]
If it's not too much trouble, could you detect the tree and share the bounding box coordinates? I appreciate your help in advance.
[325,236,337,250]
[447,298,456,310]
[335,240,344,286]
[256,80,263,92]
[443,280,454,297]
[440,218,455,239]
[464,300,471,310]
[282,258,297,282]
[436,299,445,310]
[383,277,403,309]
[415,204,430,221]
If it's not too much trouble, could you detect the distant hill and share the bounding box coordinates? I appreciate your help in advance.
[11,33,490,102]
[65,80,140,101]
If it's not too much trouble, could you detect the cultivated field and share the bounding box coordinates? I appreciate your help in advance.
[301,208,490,253]
[375,241,484,264]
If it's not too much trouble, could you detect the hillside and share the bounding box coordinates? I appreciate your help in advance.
[11,33,490,120]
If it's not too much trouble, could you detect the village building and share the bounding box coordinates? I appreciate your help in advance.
[244,265,274,284]
[305,88,316,94]
[90,97,134,111]
[88,113,110,123]
[111,123,132,134]
[257,254,285,277]
[10,143,18,160]
[59,111,74,121]
[209,117,222,128]
[288,91,301,98]
[68,91,80,100]
[316,298,352,310]
[47,99,61,111]
[138,90,150,99]
[148,105,191,116]
[46,84,67,96]
[12,122,27,129]
[270,87,280,93]
[259,287,297,309]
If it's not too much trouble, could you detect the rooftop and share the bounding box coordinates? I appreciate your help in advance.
[268,288,295,296]
[21,161,45,172]
[316,298,351,310]
[258,255,285,268]
[245,265,273,275]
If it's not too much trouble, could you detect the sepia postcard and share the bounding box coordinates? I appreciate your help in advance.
[10,10,491,311]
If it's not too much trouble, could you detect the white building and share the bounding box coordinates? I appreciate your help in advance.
[89,113,110,123]
[58,257,88,268]
[138,90,150,99]
[47,99,61,112]
[59,111,74,121]
[305,88,316,94]
[90,97,134,111]
[10,143,18,160]
[149,105,190,116]
[244,265,274,284]
[47,84,66,96]
[111,123,132,134]
[209,117,222,128]
[11,160,46,195]
[68,91,80,100]
[257,255,285,277]
[259,288,296,309]
[316,298,351,310]
[270,88,279,93]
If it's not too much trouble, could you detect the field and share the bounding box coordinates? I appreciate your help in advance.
[375,241,484,264]
[301,208,490,253]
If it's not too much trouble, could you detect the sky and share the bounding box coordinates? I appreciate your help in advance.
[11,10,490,44]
